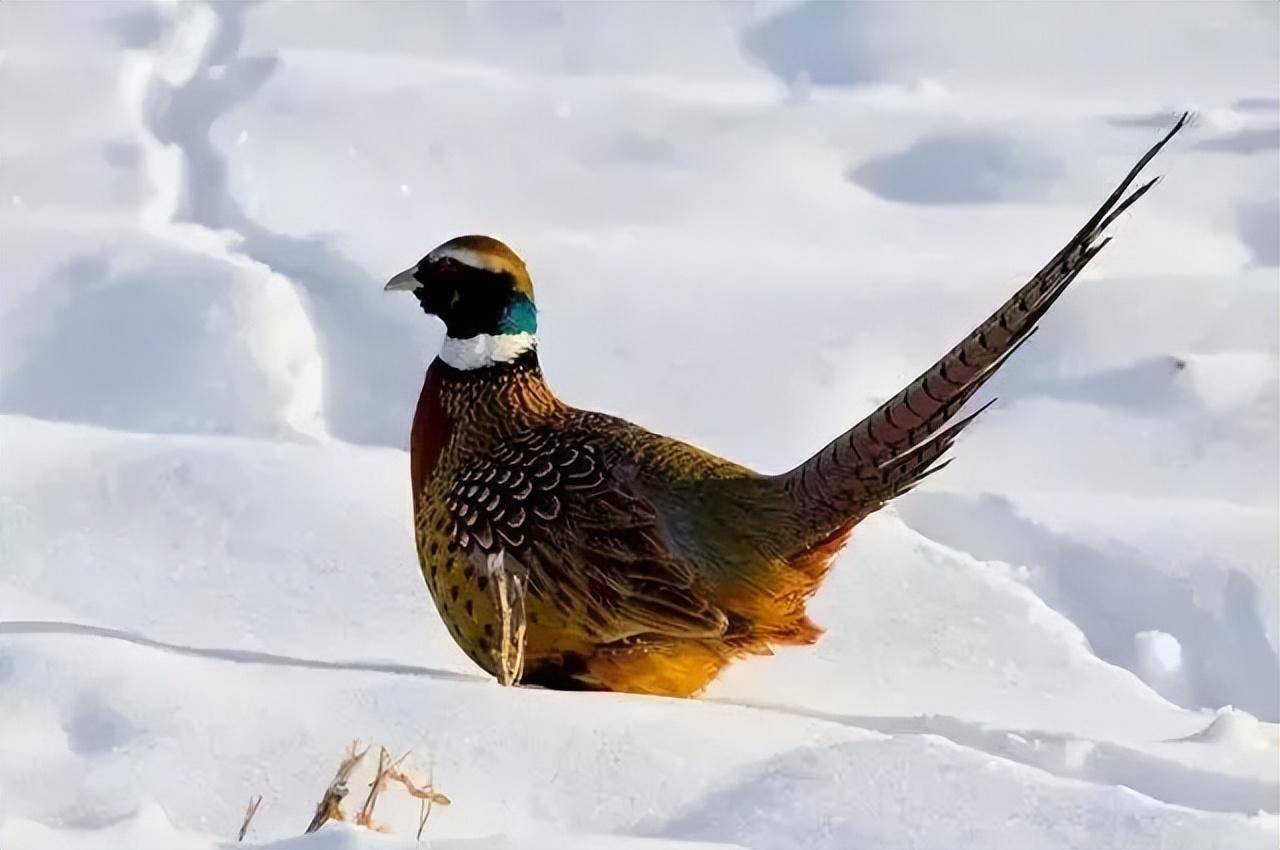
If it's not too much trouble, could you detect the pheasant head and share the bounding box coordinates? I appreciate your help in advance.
[386,235,537,369]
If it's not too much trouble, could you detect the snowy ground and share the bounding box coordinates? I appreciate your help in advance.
[1,2,1278,848]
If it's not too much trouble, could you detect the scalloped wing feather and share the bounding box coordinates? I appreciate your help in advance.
[445,428,730,643]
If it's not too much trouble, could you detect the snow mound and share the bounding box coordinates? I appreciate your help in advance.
[1179,707,1280,750]
[2,419,1276,848]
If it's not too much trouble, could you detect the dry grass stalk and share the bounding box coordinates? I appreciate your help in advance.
[237,794,263,842]
[382,762,451,841]
[305,739,369,834]
[494,567,527,686]
[303,741,450,840]
[353,746,413,831]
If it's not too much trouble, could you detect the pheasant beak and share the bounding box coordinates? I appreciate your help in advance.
[384,266,421,292]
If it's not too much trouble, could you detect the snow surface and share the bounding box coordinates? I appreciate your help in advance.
[1,2,1277,847]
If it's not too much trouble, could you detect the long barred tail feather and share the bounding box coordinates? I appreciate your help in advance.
[782,114,1188,540]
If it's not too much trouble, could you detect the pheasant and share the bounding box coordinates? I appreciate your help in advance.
[386,117,1185,698]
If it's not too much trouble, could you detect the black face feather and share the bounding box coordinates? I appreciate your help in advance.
[412,258,534,339]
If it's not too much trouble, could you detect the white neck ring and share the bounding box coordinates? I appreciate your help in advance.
[439,332,536,370]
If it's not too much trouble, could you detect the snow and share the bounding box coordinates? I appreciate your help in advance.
[1,1,1277,848]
